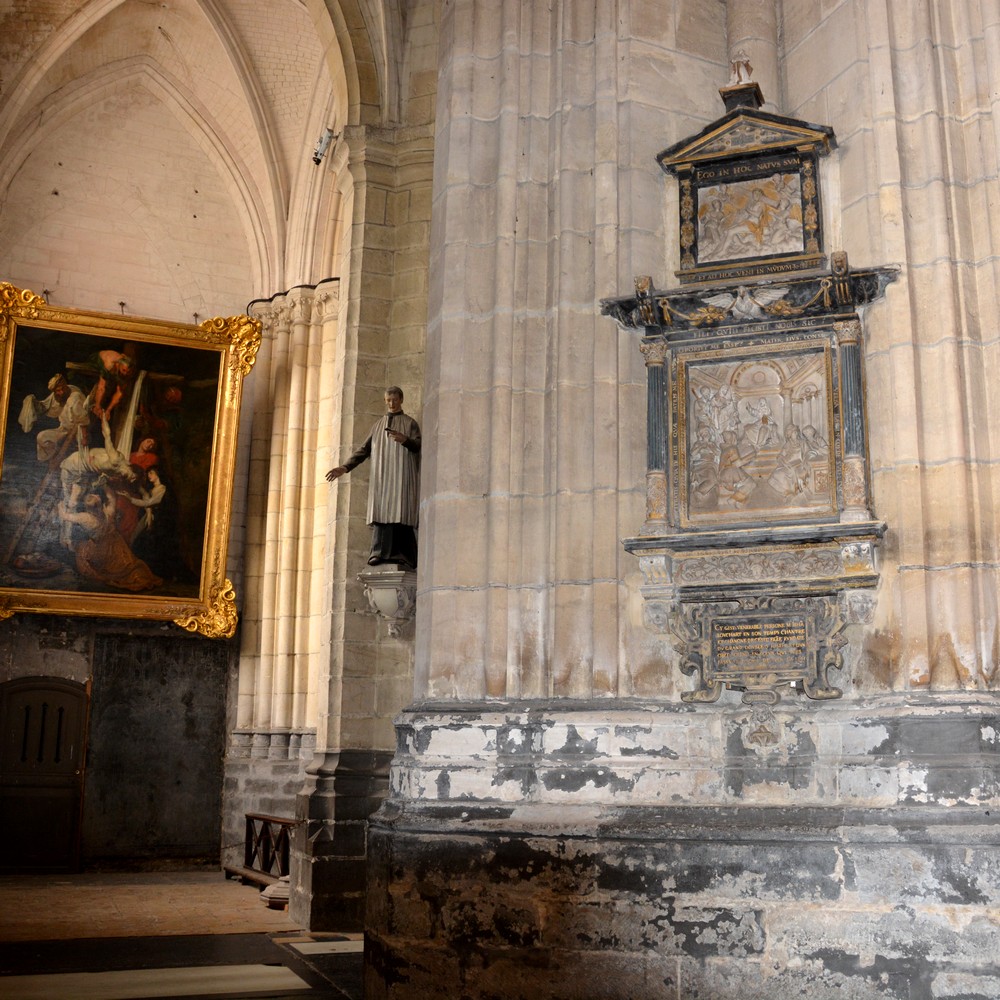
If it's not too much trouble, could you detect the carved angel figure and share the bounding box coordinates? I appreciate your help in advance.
[702,285,789,322]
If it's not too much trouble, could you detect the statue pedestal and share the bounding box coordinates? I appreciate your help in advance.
[358,565,417,636]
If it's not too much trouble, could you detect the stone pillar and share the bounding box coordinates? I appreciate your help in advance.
[222,282,337,872]
[290,120,433,930]
[837,0,1000,690]
[415,0,658,704]
[726,0,780,111]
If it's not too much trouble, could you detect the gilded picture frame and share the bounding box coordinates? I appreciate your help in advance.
[0,283,260,637]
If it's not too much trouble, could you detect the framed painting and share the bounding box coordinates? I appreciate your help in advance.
[0,283,260,637]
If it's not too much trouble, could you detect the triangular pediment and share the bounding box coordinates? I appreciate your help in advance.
[657,109,836,174]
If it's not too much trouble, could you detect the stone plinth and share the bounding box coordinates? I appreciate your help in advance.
[366,697,1000,999]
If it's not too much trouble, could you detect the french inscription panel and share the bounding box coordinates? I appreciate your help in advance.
[711,617,807,675]
[672,596,846,704]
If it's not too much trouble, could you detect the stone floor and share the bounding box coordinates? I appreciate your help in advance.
[0,871,363,999]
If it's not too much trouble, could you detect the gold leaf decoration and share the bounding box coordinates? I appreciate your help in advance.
[174,578,238,639]
[687,306,729,326]
[763,299,804,317]
[0,282,46,313]
[198,315,262,376]
[0,283,46,345]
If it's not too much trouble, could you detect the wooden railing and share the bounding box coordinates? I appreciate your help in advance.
[224,812,297,886]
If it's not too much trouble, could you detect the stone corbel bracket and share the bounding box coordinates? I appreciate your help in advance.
[358,566,417,637]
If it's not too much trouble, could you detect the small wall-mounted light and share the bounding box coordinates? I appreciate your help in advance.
[312,127,339,165]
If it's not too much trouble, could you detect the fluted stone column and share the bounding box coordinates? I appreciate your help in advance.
[834,319,872,523]
[793,0,1000,691]
[639,339,669,533]
[291,121,433,931]
[221,282,337,872]
[415,0,687,704]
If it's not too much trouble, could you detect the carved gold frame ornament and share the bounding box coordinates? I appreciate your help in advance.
[0,283,260,638]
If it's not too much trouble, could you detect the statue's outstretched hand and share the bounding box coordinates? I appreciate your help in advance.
[326,466,347,482]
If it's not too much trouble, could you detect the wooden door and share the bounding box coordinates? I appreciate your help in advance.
[0,676,89,871]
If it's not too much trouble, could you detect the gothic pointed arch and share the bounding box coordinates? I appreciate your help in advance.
[303,0,397,127]
[0,55,276,293]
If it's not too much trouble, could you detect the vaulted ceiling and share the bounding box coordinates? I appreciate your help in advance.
[0,0,400,316]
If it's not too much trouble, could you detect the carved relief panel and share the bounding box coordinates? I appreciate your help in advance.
[678,341,836,525]
[603,85,895,705]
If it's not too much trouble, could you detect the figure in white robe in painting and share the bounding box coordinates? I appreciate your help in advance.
[19,374,90,463]
[326,386,421,569]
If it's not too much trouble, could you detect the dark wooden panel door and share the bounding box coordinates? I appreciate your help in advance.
[0,676,89,871]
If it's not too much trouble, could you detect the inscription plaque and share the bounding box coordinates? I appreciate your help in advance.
[672,596,847,704]
[712,618,807,674]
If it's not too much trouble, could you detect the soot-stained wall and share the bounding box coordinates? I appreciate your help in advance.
[82,632,231,863]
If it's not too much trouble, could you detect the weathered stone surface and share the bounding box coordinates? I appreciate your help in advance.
[389,697,1000,810]
[368,800,1000,1000]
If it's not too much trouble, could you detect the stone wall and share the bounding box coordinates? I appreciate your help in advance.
[367,698,1000,998]
[369,802,999,999]
[366,1,1000,997]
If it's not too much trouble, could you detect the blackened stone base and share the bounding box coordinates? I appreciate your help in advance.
[366,802,999,999]
[290,748,393,931]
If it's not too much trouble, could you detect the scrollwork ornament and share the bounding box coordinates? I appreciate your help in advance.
[642,600,672,634]
[0,282,46,313]
[0,282,46,345]
[174,578,239,639]
[199,315,262,376]
[676,550,841,585]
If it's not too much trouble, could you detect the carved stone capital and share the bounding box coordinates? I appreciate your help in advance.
[834,319,862,345]
[639,340,670,366]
